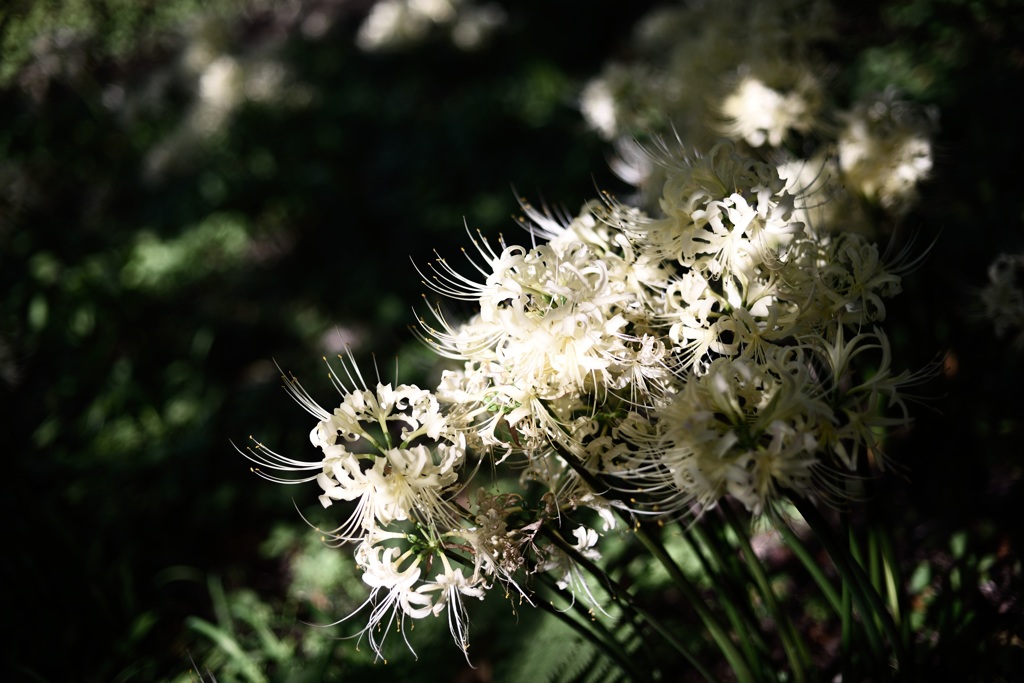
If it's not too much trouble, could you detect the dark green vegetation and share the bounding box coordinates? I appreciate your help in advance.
[2,1,1022,681]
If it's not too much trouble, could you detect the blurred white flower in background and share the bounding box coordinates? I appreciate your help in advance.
[838,90,937,214]
[978,253,1024,347]
[357,0,506,52]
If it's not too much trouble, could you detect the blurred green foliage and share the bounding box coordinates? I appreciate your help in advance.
[2,0,1024,681]
[0,0,242,86]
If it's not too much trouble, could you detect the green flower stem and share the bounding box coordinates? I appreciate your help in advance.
[443,533,663,674]
[868,509,912,659]
[828,505,886,663]
[625,596,716,683]
[839,507,864,678]
[791,496,908,675]
[849,515,912,672]
[594,540,666,670]
[683,519,773,671]
[533,574,649,682]
[631,522,757,683]
[769,508,855,677]
[720,503,811,681]
[842,571,854,681]
[846,517,864,567]
[864,524,894,651]
[878,528,910,644]
[772,516,842,613]
[554,448,755,681]
[691,546,764,671]
[850,519,891,651]
[541,526,716,682]
[868,527,882,596]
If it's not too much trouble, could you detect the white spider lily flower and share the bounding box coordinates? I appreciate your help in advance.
[625,142,805,277]
[569,525,601,561]
[315,444,463,540]
[577,0,835,202]
[356,0,457,52]
[615,333,673,402]
[239,350,465,540]
[618,353,833,516]
[718,70,822,148]
[419,235,638,400]
[536,525,610,615]
[415,553,487,658]
[809,326,921,473]
[838,90,936,213]
[814,232,903,326]
[312,380,451,450]
[340,525,499,663]
[334,534,434,660]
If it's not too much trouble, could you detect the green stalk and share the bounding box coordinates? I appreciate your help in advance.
[822,503,885,662]
[842,570,854,680]
[877,521,913,669]
[533,576,647,682]
[855,521,887,646]
[446,507,654,677]
[542,526,716,682]
[554,448,756,681]
[865,524,891,656]
[684,518,773,673]
[840,507,864,678]
[772,513,855,675]
[792,496,908,674]
[627,597,717,683]
[720,504,811,681]
[632,522,757,683]
[772,515,842,614]
[868,528,882,595]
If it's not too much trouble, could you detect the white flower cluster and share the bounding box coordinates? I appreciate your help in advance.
[239,1,937,661]
[580,0,833,150]
[243,139,920,659]
[241,356,496,660]
[579,0,937,234]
